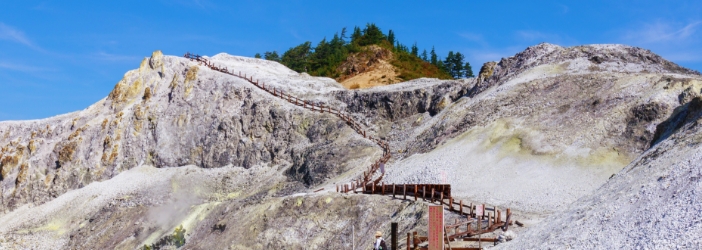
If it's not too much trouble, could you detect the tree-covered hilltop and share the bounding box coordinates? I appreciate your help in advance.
[257,24,474,84]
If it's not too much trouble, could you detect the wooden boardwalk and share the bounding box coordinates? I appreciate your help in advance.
[184,53,518,249]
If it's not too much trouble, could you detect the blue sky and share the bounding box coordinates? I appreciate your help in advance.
[1,1,701,121]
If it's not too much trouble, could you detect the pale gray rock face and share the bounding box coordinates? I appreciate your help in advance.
[0,51,378,213]
[1,43,702,249]
[499,97,702,249]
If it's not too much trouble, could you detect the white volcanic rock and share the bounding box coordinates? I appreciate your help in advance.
[1,43,701,249]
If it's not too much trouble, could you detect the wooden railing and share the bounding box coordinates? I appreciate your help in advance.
[183,53,519,249]
[183,53,390,185]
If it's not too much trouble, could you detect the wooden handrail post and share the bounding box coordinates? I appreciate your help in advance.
[392,184,396,198]
[414,185,417,201]
[431,187,435,203]
[403,184,407,200]
[495,210,501,224]
[460,200,463,215]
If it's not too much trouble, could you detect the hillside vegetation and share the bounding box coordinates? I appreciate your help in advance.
[257,24,474,88]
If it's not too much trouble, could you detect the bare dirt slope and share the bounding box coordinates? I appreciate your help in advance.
[338,45,401,89]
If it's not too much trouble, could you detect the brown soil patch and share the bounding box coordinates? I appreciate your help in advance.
[337,45,401,89]
[341,59,400,89]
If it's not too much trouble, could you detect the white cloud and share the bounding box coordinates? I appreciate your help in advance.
[656,50,702,63]
[91,52,141,62]
[0,62,53,72]
[624,20,702,44]
[458,32,489,47]
[0,23,37,49]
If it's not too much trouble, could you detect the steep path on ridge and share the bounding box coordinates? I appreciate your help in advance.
[184,53,391,185]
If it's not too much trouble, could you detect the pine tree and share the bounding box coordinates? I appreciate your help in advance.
[357,23,385,46]
[351,26,362,44]
[281,41,312,72]
[421,49,428,62]
[264,51,281,62]
[444,51,456,77]
[464,62,474,77]
[430,46,438,66]
[451,52,465,78]
[340,27,348,42]
[254,53,261,59]
[411,42,418,57]
[387,29,395,45]
[437,60,447,73]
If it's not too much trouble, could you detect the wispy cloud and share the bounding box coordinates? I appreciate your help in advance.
[661,50,702,62]
[0,61,54,72]
[458,32,489,47]
[0,22,42,51]
[623,20,702,44]
[91,52,141,62]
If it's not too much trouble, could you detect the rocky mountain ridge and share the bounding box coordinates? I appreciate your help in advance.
[1,43,701,249]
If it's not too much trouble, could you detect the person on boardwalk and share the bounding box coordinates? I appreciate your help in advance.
[373,231,387,250]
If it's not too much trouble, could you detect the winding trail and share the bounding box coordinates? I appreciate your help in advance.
[184,53,390,185]
[183,53,518,247]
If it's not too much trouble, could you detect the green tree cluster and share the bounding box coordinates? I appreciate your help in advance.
[257,23,471,80]
[440,51,474,78]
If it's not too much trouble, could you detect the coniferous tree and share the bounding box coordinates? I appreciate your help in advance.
[310,38,330,73]
[444,51,455,75]
[340,27,348,42]
[387,29,395,45]
[421,49,428,62]
[264,51,281,62]
[357,23,385,46]
[351,26,362,43]
[430,46,438,66]
[411,42,418,57]
[464,62,474,77]
[281,41,312,72]
[254,53,262,59]
[443,51,466,78]
[436,60,447,73]
[451,52,465,78]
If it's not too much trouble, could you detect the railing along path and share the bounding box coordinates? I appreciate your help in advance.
[184,53,389,185]
[183,53,519,249]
